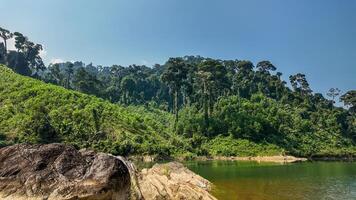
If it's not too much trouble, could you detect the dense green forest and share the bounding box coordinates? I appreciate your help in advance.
[1,27,355,158]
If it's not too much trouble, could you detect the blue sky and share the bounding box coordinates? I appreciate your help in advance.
[0,0,355,98]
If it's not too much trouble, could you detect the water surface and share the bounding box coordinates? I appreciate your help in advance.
[185,161,356,200]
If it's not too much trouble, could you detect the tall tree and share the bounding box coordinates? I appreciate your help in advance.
[65,63,74,89]
[24,42,45,73]
[120,76,136,104]
[51,63,63,85]
[13,32,26,52]
[276,72,282,80]
[340,90,356,113]
[161,57,189,126]
[232,60,254,98]
[9,31,45,75]
[256,60,276,74]
[327,88,341,103]
[197,59,228,131]
[0,27,13,65]
[289,73,312,96]
[73,67,100,95]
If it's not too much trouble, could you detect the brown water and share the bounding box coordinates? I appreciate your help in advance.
[185,161,356,200]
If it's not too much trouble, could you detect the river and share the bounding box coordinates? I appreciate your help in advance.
[185,161,356,200]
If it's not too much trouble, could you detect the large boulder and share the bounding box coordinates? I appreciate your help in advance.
[0,144,217,200]
[0,144,131,200]
[138,162,217,200]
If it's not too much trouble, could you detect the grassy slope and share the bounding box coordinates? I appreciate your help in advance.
[0,65,282,157]
[1,65,354,158]
[0,65,179,156]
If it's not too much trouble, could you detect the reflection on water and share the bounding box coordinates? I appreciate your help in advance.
[185,161,356,200]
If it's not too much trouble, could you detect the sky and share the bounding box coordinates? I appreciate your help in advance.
[0,0,355,98]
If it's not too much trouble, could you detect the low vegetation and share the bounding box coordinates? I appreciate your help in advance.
[0,65,176,156]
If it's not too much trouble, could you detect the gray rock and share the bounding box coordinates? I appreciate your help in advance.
[0,144,131,200]
[0,144,217,200]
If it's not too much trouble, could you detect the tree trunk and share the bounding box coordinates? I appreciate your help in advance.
[174,89,179,127]
[66,75,70,89]
[15,50,19,70]
[3,38,7,53]
[186,95,191,107]
[203,82,209,134]
[3,39,7,65]
[182,92,186,106]
[208,88,214,117]
[122,91,127,104]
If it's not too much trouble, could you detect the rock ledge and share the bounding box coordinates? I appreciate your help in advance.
[0,144,131,200]
[138,162,217,200]
[0,144,217,200]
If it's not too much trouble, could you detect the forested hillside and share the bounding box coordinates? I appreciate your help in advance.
[1,27,355,158]
[0,65,178,156]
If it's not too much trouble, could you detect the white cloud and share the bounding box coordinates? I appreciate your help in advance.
[141,60,150,66]
[6,38,16,51]
[50,58,64,64]
[39,49,47,58]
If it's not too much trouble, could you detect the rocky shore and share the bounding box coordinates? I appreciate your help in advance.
[129,155,308,164]
[195,155,308,163]
[0,144,216,200]
[138,162,216,200]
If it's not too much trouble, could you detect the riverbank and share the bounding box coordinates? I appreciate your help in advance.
[129,155,308,164]
[130,154,356,164]
[310,156,355,161]
[195,155,308,163]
